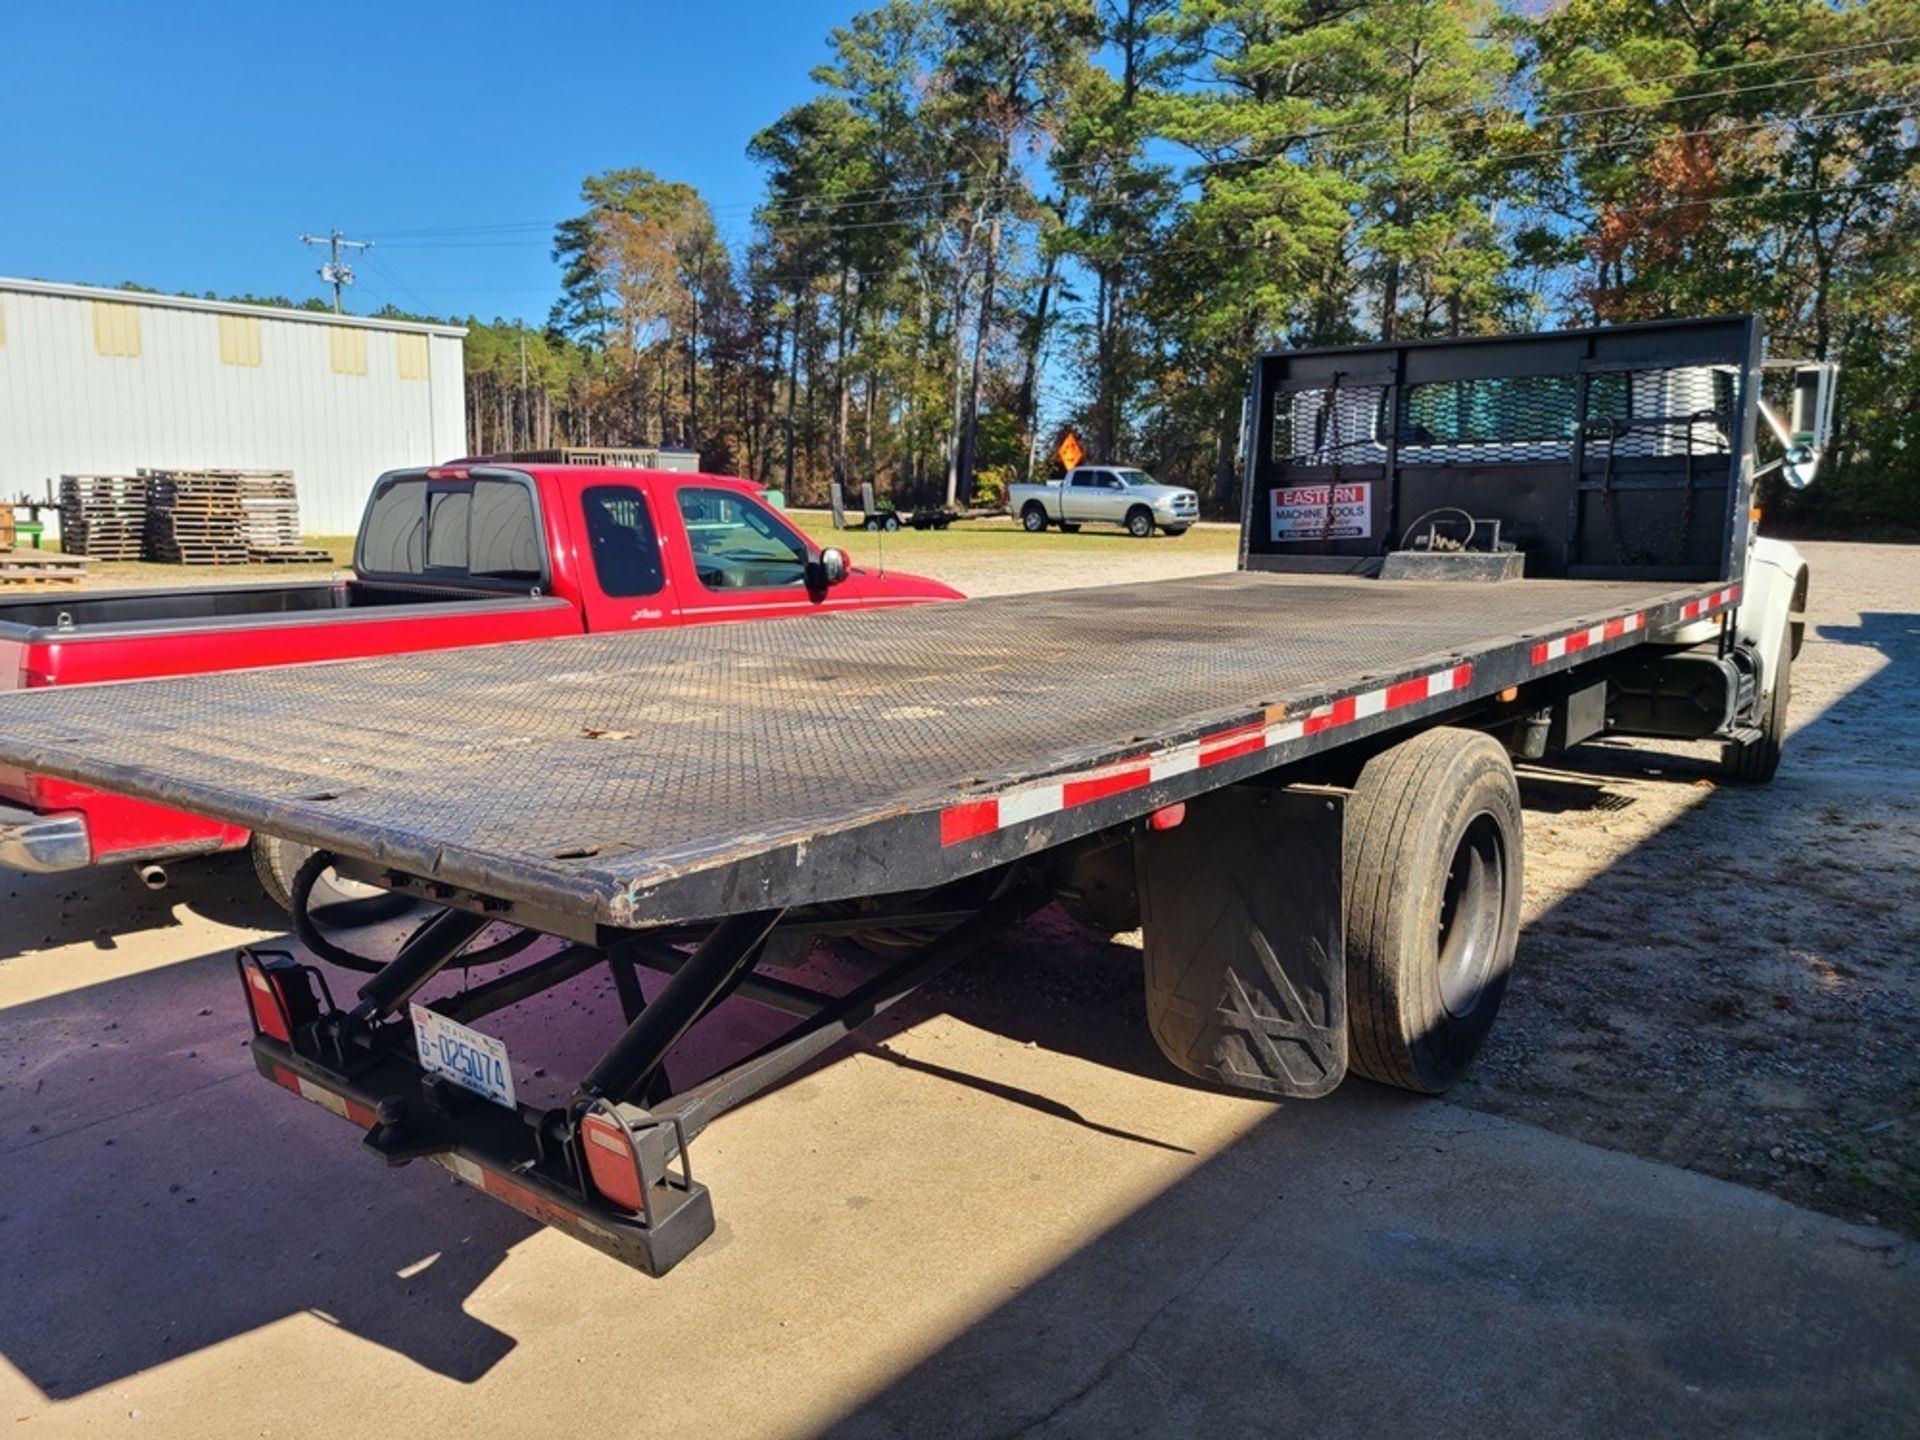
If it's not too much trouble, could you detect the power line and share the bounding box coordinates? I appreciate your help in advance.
[744,179,1908,289]
[362,36,1916,243]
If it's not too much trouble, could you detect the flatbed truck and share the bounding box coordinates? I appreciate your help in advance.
[0,317,1826,1275]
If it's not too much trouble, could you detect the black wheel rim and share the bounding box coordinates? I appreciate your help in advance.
[1436,812,1504,1018]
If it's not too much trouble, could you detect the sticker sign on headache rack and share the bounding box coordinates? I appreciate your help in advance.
[411,1004,517,1109]
[1271,483,1371,542]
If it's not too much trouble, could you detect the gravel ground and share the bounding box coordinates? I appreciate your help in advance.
[1453,540,1919,1235]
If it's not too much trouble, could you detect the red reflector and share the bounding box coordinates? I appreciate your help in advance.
[580,1112,645,1212]
[1149,803,1186,831]
[244,961,292,1042]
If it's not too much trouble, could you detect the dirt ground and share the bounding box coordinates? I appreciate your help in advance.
[1456,541,1920,1234]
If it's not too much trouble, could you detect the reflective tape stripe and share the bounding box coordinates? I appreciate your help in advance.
[939,660,1473,845]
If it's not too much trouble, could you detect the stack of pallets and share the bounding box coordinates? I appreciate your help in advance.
[59,474,149,560]
[236,473,332,563]
[0,506,14,553]
[142,469,252,565]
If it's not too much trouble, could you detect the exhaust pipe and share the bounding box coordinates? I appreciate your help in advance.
[137,864,169,892]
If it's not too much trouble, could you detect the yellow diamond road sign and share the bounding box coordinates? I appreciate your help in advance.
[1056,432,1084,471]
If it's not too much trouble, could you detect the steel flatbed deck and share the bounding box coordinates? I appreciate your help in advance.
[0,569,1733,937]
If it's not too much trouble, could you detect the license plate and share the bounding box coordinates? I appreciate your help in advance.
[411,1004,517,1109]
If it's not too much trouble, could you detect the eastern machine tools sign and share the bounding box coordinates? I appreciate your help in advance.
[1270,483,1371,542]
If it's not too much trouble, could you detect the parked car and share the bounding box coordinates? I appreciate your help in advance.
[0,462,960,901]
[1009,466,1199,537]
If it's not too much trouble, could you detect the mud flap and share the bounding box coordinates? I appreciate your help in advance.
[1137,785,1346,1098]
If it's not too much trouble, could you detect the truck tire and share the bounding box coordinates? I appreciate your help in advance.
[1343,727,1523,1094]
[252,833,411,923]
[1021,504,1049,533]
[1723,632,1791,783]
[1126,507,1154,538]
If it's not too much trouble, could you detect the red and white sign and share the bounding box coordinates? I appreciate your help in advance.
[1271,483,1371,542]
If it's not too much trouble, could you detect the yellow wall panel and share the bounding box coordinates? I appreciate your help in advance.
[328,326,368,376]
[395,332,430,381]
[92,301,142,357]
[218,314,262,366]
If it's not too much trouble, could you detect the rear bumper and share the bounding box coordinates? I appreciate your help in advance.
[0,799,90,872]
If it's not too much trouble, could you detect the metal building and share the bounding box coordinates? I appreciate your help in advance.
[0,277,466,537]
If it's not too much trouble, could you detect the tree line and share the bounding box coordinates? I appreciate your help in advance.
[452,0,1913,529]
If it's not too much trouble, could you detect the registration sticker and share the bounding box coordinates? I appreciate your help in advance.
[411,1004,517,1109]
[1271,483,1371,541]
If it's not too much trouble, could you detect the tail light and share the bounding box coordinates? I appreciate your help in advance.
[579,1109,646,1212]
[239,950,321,1043]
[578,1104,693,1226]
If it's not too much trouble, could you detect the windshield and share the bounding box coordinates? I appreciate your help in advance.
[1113,469,1159,487]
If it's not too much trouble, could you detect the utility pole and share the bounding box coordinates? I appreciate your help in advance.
[299,229,373,313]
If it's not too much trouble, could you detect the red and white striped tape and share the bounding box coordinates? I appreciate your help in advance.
[1529,611,1646,665]
[940,660,1474,846]
[1529,584,1738,667]
[1680,583,1741,621]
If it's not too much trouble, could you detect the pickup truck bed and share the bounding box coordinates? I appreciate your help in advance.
[0,570,1731,936]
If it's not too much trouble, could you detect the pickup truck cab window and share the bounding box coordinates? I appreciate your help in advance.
[582,485,666,598]
[357,473,545,588]
[1070,470,1104,487]
[678,486,809,590]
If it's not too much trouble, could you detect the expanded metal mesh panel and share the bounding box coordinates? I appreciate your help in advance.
[1274,367,1736,468]
[1273,385,1391,465]
[0,573,1696,924]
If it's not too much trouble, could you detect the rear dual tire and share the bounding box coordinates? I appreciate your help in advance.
[1343,728,1524,1093]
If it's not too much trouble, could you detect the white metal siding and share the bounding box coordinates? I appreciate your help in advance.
[0,281,468,537]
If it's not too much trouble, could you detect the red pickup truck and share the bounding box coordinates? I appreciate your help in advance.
[0,463,959,897]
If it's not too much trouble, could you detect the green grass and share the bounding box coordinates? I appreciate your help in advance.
[784,509,1240,566]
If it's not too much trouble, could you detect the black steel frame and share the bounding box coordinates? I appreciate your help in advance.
[239,866,1047,1275]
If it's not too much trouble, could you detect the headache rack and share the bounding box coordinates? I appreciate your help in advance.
[1242,314,1763,583]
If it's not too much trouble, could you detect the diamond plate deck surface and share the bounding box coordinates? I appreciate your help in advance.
[0,572,1695,925]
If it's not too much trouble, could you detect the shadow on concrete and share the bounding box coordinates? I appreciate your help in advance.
[0,851,283,960]
[0,946,531,1397]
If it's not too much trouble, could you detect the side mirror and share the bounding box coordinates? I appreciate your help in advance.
[815,546,850,586]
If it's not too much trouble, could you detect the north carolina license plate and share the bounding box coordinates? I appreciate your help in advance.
[411,1004,517,1109]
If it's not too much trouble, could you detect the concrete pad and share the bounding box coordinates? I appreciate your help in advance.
[1,890,1913,1439]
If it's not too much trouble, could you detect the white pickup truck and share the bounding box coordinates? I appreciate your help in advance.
[1010,466,1199,537]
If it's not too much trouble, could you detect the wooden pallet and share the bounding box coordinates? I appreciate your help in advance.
[248,545,336,564]
[59,474,149,560]
[143,469,260,564]
[0,550,86,585]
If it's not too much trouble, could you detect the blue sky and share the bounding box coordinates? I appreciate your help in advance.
[1,0,861,324]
